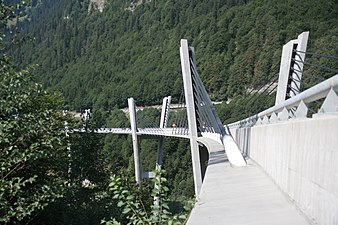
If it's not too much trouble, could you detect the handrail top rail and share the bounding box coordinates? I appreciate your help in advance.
[228,74,338,128]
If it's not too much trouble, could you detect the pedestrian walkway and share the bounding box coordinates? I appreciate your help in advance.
[187,137,310,225]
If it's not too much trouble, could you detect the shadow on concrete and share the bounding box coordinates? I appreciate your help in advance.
[207,150,228,166]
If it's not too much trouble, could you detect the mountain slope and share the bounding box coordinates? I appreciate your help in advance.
[10,0,338,110]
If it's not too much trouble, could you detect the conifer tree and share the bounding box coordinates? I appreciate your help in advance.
[0,1,68,223]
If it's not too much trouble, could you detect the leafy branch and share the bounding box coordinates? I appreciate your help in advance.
[104,170,194,225]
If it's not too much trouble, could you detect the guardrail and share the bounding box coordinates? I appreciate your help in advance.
[228,74,338,129]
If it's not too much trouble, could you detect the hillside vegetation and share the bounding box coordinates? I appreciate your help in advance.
[10,0,338,111]
[2,0,338,224]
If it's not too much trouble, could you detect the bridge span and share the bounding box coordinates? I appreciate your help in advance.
[188,138,309,225]
[72,32,338,225]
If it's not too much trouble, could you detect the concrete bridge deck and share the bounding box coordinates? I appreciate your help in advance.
[187,137,310,225]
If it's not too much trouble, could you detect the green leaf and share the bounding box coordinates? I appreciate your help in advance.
[126,195,134,200]
[122,208,131,214]
[178,215,186,219]
[117,201,124,207]
[113,194,120,199]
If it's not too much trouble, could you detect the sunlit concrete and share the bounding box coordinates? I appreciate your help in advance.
[249,115,338,225]
[187,137,310,225]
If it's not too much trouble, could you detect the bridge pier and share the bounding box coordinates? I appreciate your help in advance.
[180,39,247,195]
[180,39,203,196]
[156,96,171,170]
[276,31,309,105]
[128,97,141,185]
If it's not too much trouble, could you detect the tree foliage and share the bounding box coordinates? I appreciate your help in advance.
[2,0,337,224]
[105,170,193,225]
[0,1,69,223]
[0,62,68,223]
[8,0,338,110]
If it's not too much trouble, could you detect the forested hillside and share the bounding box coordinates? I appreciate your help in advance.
[9,0,338,111]
[2,0,338,224]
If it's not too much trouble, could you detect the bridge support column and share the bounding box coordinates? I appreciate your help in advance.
[128,98,141,185]
[276,31,309,105]
[180,39,202,196]
[156,96,171,170]
[156,138,164,170]
[290,32,309,98]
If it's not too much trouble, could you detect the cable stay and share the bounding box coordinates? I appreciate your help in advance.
[292,59,338,74]
[294,50,338,60]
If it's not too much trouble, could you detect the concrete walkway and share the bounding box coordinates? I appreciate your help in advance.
[187,137,310,225]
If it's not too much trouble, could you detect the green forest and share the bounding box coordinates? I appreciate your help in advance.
[1,0,338,224]
[10,0,338,110]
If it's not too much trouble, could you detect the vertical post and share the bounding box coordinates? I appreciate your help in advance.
[155,138,164,170]
[128,98,141,185]
[156,96,171,170]
[159,96,171,129]
[63,110,72,186]
[180,39,202,196]
[275,32,309,105]
[275,40,298,105]
[290,31,309,98]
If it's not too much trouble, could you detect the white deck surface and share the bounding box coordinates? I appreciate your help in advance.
[187,138,310,225]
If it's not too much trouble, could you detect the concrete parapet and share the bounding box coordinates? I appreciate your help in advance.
[232,115,338,225]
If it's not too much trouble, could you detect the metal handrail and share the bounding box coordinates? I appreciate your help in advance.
[228,74,338,128]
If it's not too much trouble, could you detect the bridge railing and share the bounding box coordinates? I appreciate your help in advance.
[228,74,338,129]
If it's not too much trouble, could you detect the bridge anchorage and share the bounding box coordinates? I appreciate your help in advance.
[73,31,338,225]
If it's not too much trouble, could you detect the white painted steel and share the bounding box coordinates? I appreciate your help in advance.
[229,74,338,129]
[259,74,338,117]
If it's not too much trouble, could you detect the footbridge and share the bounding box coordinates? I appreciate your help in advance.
[73,32,338,225]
